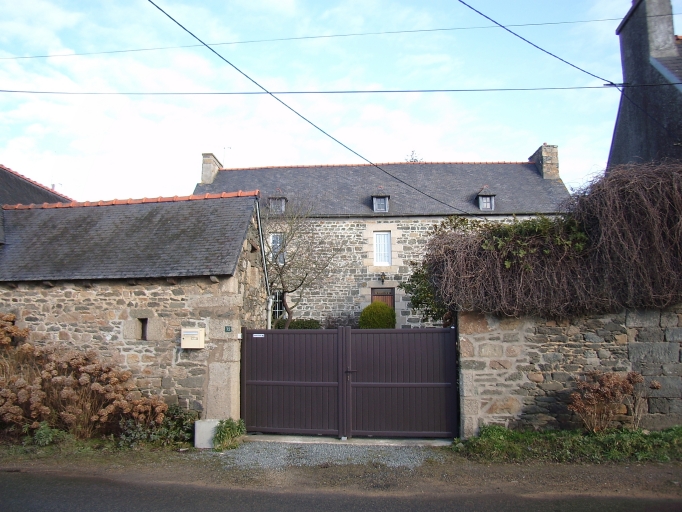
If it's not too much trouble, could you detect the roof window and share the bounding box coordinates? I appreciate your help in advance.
[477,186,496,211]
[268,197,286,213]
[372,195,390,213]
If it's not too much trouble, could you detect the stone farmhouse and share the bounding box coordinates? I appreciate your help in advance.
[0,191,268,418]
[194,144,570,328]
[608,0,682,166]
[0,163,72,206]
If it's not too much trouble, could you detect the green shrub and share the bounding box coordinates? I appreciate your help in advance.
[273,318,321,329]
[213,418,246,451]
[453,424,682,463]
[358,301,396,329]
[119,405,198,448]
[22,422,69,447]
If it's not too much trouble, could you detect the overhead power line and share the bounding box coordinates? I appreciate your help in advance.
[2,13,679,61]
[2,83,681,96]
[456,0,681,144]
[146,0,468,216]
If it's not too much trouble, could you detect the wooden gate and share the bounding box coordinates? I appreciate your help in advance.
[241,327,458,438]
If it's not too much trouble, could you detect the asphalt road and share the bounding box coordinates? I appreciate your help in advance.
[1,471,681,512]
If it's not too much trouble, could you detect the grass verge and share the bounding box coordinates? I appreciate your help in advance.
[453,425,682,463]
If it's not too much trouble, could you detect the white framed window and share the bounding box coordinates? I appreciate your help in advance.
[374,232,392,266]
[372,196,389,213]
[478,196,494,211]
[270,233,285,264]
[268,197,286,213]
[272,291,284,320]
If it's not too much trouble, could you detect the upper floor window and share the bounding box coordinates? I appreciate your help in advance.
[268,197,286,213]
[476,186,495,211]
[270,233,285,264]
[372,195,390,213]
[374,232,391,266]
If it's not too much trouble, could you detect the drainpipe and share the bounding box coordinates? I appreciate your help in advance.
[254,199,272,329]
[267,295,274,330]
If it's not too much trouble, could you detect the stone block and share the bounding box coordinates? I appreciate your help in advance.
[505,372,523,381]
[614,334,628,346]
[490,360,512,370]
[459,312,490,334]
[661,312,679,328]
[145,318,167,341]
[527,372,544,383]
[629,343,678,363]
[648,397,669,414]
[194,419,220,449]
[583,332,604,343]
[485,397,521,415]
[641,414,682,430]
[462,398,479,415]
[505,345,521,357]
[665,328,682,342]
[543,352,563,363]
[459,338,474,358]
[636,328,665,343]
[551,372,572,382]
[538,381,564,391]
[502,333,520,343]
[669,399,682,414]
[479,344,503,358]
[662,364,682,376]
[646,376,682,398]
[461,360,486,370]
[626,309,660,328]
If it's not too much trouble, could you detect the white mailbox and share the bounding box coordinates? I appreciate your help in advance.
[181,328,205,349]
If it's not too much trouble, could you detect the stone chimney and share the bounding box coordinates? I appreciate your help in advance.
[618,0,677,59]
[201,153,222,184]
[529,143,560,180]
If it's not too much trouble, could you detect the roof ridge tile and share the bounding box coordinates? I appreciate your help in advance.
[217,162,531,172]
[2,189,260,210]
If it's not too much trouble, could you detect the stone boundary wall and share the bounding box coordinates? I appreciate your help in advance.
[0,240,266,420]
[459,306,682,437]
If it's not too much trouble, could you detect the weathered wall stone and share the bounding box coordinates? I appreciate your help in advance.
[0,239,267,420]
[459,306,682,437]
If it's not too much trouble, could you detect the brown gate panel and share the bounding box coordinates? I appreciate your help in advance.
[242,326,458,438]
[241,329,341,435]
[348,329,457,438]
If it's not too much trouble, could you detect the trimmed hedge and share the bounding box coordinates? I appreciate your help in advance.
[358,301,396,329]
[273,318,322,329]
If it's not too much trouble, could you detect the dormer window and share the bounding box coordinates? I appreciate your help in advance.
[372,195,390,213]
[268,197,286,213]
[477,187,495,211]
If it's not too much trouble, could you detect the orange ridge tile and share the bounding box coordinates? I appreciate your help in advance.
[2,190,260,210]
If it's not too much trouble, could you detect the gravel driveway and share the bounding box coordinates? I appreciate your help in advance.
[218,439,446,470]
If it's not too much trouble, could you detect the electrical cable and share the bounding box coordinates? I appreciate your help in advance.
[457,0,682,145]
[2,13,679,61]
[2,82,681,96]
[146,0,470,215]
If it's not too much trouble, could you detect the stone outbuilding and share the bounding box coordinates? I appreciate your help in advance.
[0,191,268,420]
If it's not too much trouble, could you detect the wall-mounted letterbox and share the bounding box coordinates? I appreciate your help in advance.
[181,328,205,349]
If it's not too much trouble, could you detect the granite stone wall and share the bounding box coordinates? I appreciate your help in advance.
[459,306,682,437]
[288,217,440,328]
[0,239,267,420]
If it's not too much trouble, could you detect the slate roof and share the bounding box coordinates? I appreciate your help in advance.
[194,162,570,217]
[0,192,259,282]
[0,164,72,206]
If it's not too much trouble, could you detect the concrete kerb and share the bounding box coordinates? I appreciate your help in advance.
[242,434,452,447]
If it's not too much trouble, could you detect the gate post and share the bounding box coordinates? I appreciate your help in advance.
[338,326,352,439]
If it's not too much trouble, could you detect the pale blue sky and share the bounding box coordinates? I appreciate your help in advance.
[1,0,681,201]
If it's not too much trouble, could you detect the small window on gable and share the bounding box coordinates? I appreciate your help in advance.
[268,197,286,213]
[138,318,148,341]
[477,187,496,211]
[372,195,389,213]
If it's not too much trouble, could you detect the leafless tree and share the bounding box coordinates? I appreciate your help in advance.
[261,198,342,328]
